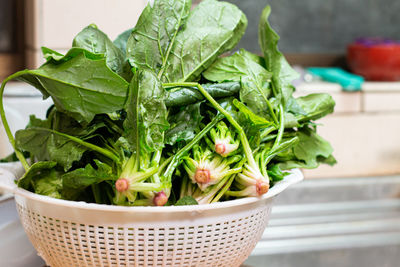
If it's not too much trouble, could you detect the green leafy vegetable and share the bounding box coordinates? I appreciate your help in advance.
[123,69,169,153]
[0,1,335,206]
[204,49,275,121]
[62,160,115,200]
[73,24,126,76]
[259,5,299,106]
[126,0,191,79]
[12,48,129,122]
[162,0,247,82]
[165,102,203,145]
[175,196,198,206]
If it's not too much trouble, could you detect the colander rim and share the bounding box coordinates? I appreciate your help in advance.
[7,168,303,213]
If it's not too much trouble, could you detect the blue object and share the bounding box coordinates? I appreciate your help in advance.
[307,67,364,91]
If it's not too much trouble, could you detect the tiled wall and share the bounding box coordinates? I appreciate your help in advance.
[25,0,147,68]
[295,82,400,178]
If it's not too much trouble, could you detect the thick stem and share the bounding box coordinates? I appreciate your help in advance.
[0,70,31,170]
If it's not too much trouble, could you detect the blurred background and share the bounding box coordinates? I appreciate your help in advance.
[0,0,400,266]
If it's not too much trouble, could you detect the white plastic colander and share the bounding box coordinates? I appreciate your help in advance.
[0,165,303,267]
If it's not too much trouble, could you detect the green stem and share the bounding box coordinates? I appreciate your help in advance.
[162,113,224,180]
[33,127,120,163]
[272,104,284,151]
[260,125,277,139]
[163,82,258,171]
[0,70,31,170]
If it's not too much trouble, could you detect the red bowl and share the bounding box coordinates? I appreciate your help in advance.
[347,41,400,81]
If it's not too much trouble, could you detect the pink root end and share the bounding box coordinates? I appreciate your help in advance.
[153,191,168,206]
[195,169,211,184]
[115,178,129,192]
[215,143,226,155]
[256,180,269,196]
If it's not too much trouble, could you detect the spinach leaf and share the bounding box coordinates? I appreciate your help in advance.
[41,47,64,61]
[258,5,299,105]
[232,99,273,129]
[204,49,273,118]
[267,164,289,182]
[62,160,115,200]
[277,127,335,169]
[296,93,335,122]
[175,195,198,206]
[165,102,203,145]
[15,114,111,171]
[15,48,129,123]
[113,28,132,56]
[123,69,169,153]
[163,0,247,82]
[165,82,240,107]
[126,0,191,78]
[73,24,126,76]
[17,161,61,198]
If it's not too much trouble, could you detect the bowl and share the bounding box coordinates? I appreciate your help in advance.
[347,38,400,81]
[0,165,303,267]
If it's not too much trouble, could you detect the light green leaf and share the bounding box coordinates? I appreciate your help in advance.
[296,93,335,122]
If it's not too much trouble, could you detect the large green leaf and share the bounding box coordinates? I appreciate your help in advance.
[277,127,335,169]
[17,161,62,199]
[15,114,109,171]
[62,160,115,200]
[123,69,169,154]
[203,49,272,118]
[126,0,191,78]
[15,48,129,122]
[163,0,247,82]
[113,28,133,56]
[73,24,126,76]
[258,5,298,106]
[165,102,203,145]
[296,93,335,122]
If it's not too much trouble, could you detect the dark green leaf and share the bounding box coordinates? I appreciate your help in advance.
[17,161,62,199]
[163,0,247,82]
[127,0,191,78]
[175,195,198,206]
[15,114,109,171]
[62,160,115,200]
[15,48,129,122]
[267,164,289,182]
[113,28,132,56]
[165,82,240,107]
[73,24,126,77]
[165,102,203,145]
[123,69,169,153]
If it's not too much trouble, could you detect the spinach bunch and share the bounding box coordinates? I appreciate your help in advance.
[0,0,335,206]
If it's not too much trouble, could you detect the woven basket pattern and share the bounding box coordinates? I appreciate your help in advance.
[17,203,271,267]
